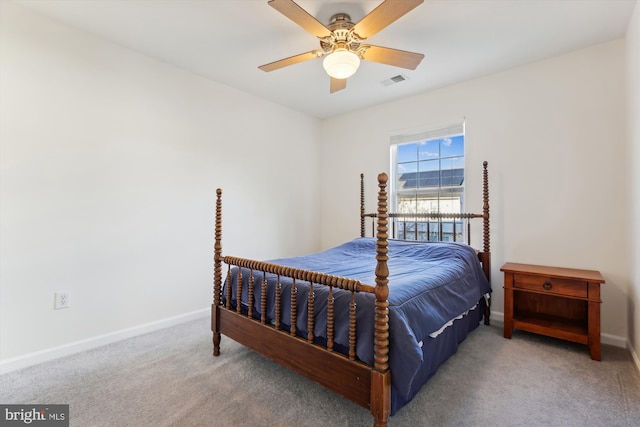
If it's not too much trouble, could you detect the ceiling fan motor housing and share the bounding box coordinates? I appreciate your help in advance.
[321,13,364,54]
[328,13,353,29]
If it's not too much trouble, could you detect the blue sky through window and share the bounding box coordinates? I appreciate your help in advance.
[397,135,464,175]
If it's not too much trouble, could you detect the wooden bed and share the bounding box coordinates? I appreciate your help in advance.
[211,161,491,427]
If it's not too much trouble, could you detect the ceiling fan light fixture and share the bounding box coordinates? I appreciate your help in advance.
[322,49,360,79]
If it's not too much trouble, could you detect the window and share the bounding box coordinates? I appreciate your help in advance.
[390,121,465,241]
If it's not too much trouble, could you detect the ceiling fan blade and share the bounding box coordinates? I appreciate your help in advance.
[352,0,424,40]
[330,77,347,93]
[268,0,332,38]
[259,50,322,72]
[361,45,424,70]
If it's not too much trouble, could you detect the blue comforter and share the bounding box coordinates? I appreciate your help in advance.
[225,237,491,409]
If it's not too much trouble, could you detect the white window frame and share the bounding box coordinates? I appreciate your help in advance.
[389,120,466,241]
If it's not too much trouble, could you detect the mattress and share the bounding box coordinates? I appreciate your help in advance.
[223,237,491,413]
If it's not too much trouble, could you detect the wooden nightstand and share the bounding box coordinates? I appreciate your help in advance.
[501,262,604,361]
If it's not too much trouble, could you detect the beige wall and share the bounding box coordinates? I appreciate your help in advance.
[319,39,630,345]
[0,3,321,365]
[2,0,637,371]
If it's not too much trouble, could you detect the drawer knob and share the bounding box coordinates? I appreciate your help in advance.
[542,281,553,290]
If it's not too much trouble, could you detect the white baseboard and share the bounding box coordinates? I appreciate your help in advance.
[601,332,628,349]
[490,310,504,324]
[2,308,635,375]
[0,308,209,375]
[490,310,628,349]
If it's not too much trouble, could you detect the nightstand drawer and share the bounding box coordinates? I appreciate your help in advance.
[513,274,587,298]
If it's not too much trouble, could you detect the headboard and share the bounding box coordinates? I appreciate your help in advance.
[360,161,491,282]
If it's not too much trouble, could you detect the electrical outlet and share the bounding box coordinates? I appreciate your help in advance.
[54,291,70,309]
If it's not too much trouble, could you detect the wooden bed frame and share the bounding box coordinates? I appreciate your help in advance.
[211,161,491,427]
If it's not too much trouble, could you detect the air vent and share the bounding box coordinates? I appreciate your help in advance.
[381,74,408,86]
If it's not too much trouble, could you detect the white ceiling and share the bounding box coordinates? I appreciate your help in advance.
[13,0,637,119]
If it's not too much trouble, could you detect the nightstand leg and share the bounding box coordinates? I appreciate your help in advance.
[588,300,601,361]
[504,288,514,339]
[588,282,601,361]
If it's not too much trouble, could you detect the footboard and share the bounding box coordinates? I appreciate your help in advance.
[212,174,392,427]
[212,260,378,408]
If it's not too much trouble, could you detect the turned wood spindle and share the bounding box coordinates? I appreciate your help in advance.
[349,292,357,361]
[482,161,490,255]
[290,278,297,336]
[374,172,390,374]
[225,265,232,309]
[214,188,223,308]
[360,173,366,238]
[248,270,254,319]
[307,282,314,343]
[481,161,491,325]
[261,272,267,325]
[327,286,334,351]
[275,275,281,330]
[212,188,223,357]
[236,268,243,314]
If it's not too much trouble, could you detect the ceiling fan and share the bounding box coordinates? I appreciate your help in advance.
[258,0,425,93]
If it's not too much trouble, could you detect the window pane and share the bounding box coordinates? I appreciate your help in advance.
[397,162,418,190]
[397,161,418,174]
[415,196,440,213]
[441,135,464,158]
[397,143,417,163]
[440,159,464,187]
[437,195,461,213]
[441,156,464,171]
[417,160,439,188]
[418,140,439,160]
[397,194,417,213]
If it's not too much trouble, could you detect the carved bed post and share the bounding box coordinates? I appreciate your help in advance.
[360,173,365,238]
[482,162,490,258]
[481,161,491,325]
[212,188,223,356]
[371,173,391,427]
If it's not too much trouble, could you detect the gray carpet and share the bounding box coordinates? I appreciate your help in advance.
[2,316,639,426]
